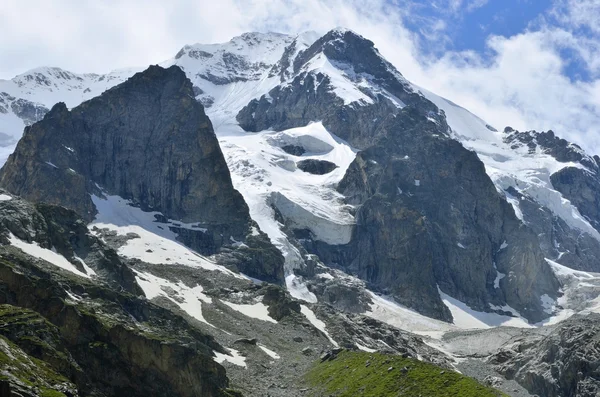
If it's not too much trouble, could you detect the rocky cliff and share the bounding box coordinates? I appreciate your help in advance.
[489,313,600,397]
[3,29,600,397]
[0,65,284,283]
[237,30,559,323]
[0,195,237,396]
[501,127,600,272]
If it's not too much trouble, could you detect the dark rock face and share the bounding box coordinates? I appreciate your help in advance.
[503,128,598,169]
[0,253,233,397]
[238,30,443,150]
[310,108,559,322]
[281,144,306,156]
[10,98,49,126]
[306,276,372,314]
[297,159,337,175]
[1,65,246,227]
[0,65,284,283]
[261,284,301,321]
[0,191,141,294]
[505,186,600,271]
[236,31,559,322]
[237,72,344,134]
[215,231,285,284]
[0,92,49,126]
[551,167,600,232]
[489,314,600,397]
[503,128,600,271]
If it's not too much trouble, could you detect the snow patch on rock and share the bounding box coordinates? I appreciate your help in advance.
[214,347,247,368]
[8,233,92,278]
[300,305,338,347]
[222,299,278,323]
[90,193,240,275]
[439,288,533,329]
[134,270,216,328]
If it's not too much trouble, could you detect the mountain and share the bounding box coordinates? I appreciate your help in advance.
[0,64,284,284]
[1,28,600,397]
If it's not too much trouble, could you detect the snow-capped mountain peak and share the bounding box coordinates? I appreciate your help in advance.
[2,28,600,326]
[171,31,295,77]
[4,28,600,397]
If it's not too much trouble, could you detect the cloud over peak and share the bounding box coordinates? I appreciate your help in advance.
[1,0,600,153]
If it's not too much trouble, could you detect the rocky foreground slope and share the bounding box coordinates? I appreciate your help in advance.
[1,29,600,396]
[0,191,233,396]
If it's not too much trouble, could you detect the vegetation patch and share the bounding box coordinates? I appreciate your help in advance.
[0,335,70,396]
[305,350,507,397]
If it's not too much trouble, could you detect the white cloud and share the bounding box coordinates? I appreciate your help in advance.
[552,0,600,34]
[466,0,489,12]
[1,0,600,154]
[0,0,250,77]
[414,30,600,152]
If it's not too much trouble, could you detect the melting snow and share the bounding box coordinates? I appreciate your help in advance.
[221,300,277,323]
[0,194,12,201]
[286,274,318,303]
[366,291,455,339]
[355,342,377,353]
[134,270,217,328]
[300,305,339,347]
[540,294,556,314]
[258,344,280,359]
[492,262,505,289]
[74,255,97,276]
[90,194,240,276]
[214,347,247,367]
[64,290,82,302]
[316,272,335,280]
[439,289,533,329]
[494,272,506,289]
[8,233,92,278]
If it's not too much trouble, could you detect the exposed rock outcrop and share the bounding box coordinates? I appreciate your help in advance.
[504,186,600,272]
[238,30,442,150]
[296,159,337,175]
[489,314,600,397]
[0,65,284,283]
[0,92,48,126]
[326,107,558,322]
[0,190,141,294]
[236,31,560,323]
[0,248,234,397]
[551,167,600,232]
[503,128,600,272]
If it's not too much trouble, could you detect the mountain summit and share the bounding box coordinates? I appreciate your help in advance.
[1,29,600,397]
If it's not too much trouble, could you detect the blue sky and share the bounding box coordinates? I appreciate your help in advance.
[403,0,592,81]
[412,0,551,52]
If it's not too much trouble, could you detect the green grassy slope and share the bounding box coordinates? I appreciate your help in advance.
[306,350,508,397]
